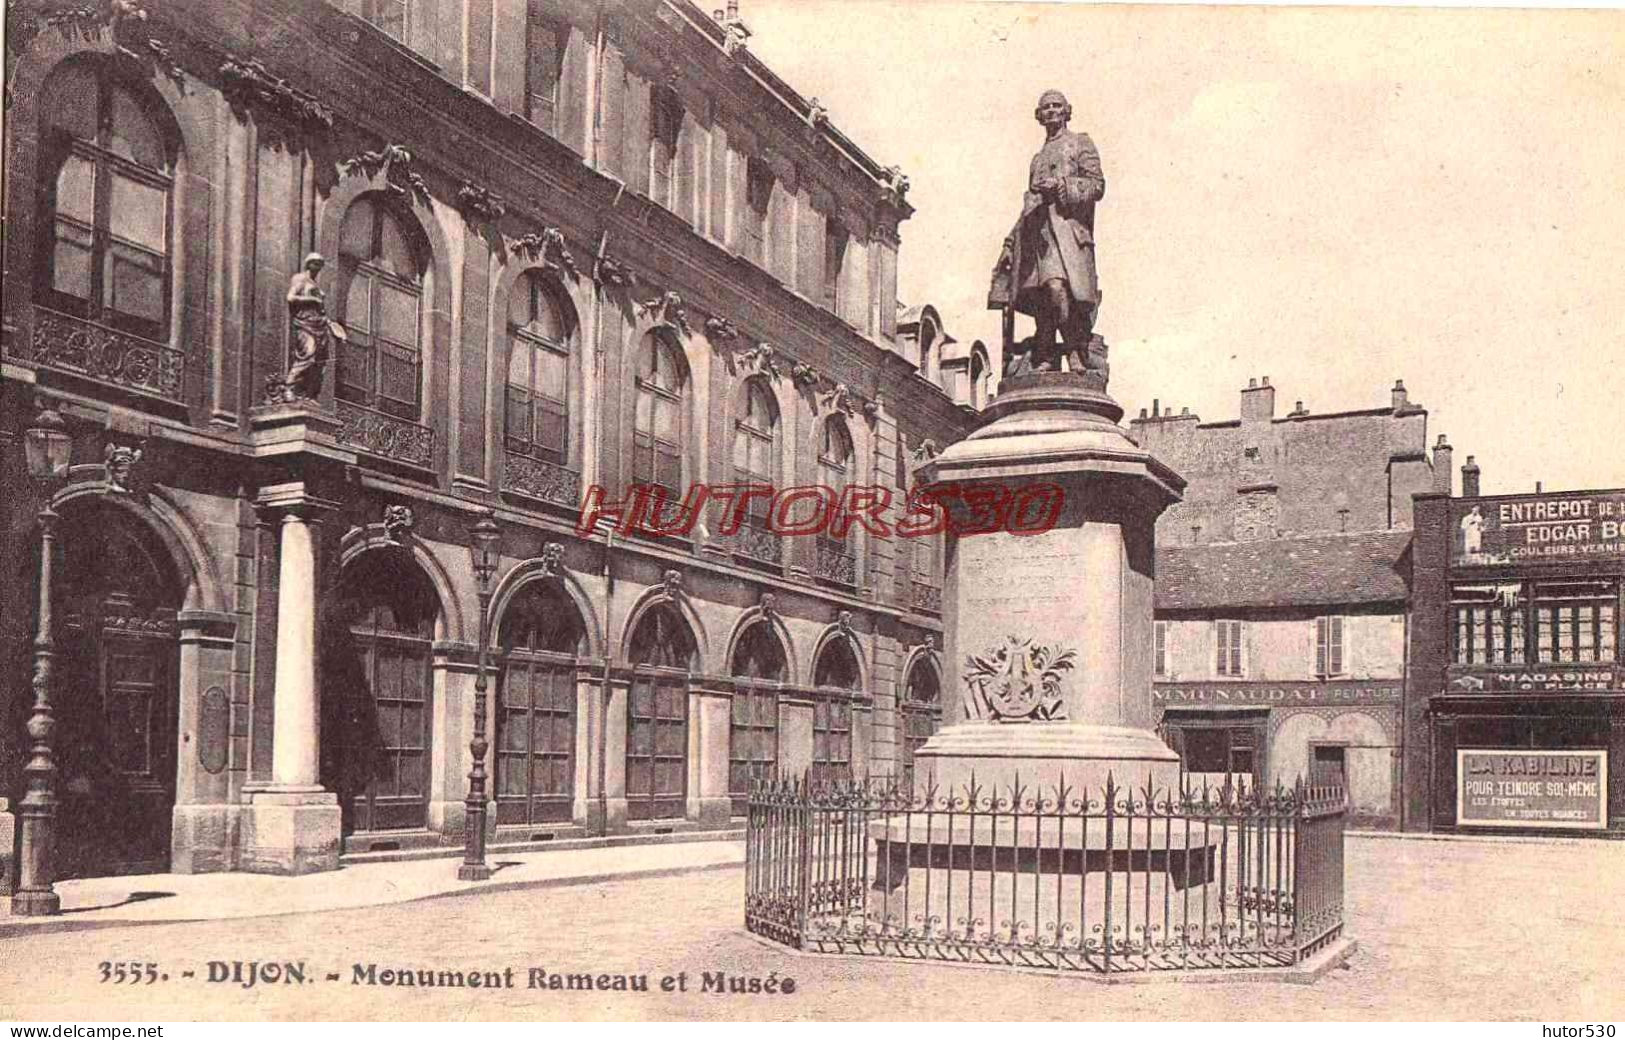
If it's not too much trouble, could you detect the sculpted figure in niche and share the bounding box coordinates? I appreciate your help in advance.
[282,252,346,403]
[989,89,1105,377]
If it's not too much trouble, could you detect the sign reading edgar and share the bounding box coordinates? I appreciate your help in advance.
[1453,491,1625,566]
[1457,750,1608,830]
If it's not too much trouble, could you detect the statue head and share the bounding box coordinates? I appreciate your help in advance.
[1034,89,1072,127]
[302,252,325,274]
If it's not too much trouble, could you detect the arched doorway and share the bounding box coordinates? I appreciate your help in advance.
[49,499,183,878]
[495,581,585,828]
[900,656,943,783]
[811,637,861,786]
[322,548,439,835]
[729,621,786,814]
[624,603,695,821]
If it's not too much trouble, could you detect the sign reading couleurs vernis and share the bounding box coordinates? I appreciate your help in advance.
[1453,491,1625,566]
[1457,749,1608,830]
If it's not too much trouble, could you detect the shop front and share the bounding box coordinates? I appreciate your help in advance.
[1406,487,1625,835]
[1154,680,1403,827]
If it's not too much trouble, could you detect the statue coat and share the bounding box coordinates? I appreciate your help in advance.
[989,129,1105,317]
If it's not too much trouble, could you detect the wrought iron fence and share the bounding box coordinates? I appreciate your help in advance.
[745,773,1346,974]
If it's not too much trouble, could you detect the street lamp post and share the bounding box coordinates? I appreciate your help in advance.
[460,509,503,881]
[13,401,74,916]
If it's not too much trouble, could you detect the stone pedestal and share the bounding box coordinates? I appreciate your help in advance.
[912,372,1186,801]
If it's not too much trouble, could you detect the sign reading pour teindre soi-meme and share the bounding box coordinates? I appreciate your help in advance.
[1457,749,1608,830]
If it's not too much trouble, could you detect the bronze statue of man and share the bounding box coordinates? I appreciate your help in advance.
[989,89,1105,377]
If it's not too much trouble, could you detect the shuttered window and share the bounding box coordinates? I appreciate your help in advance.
[1315,616,1345,677]
[506,273,572,465]
[1215,619,1244,678]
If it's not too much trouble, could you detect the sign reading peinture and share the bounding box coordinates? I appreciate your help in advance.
[1453,491,1625,566]
[1456,750,1608,830]
[1153,680,1402,706]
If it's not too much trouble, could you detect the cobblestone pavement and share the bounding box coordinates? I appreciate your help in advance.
[2,834,1621,1021]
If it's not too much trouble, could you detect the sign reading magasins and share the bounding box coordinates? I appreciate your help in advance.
[1457,750,1608,830]
[1152,681,1402,705]
[1452,491,1625,566]
[1446,665,1618,693]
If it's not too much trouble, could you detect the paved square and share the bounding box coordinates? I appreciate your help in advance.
[2,835,1621,1021]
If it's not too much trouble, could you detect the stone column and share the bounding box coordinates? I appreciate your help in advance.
[240,482,342,875]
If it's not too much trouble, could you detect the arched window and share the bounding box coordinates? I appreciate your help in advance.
[918,318,936,383]
[338,197,423,420]
[816,417,856,585]
[496,581,585,829]
[625,603,695,820]
[39,61,172,340]
[900,658,942,783]
[729,622,785,814]
[811,637,860,785]
[732,378,779,564]
[506,272,574,466]
[322,550,439,836]
[633,331,688,510]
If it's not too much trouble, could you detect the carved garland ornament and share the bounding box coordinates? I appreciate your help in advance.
[340,144,431,204]
[514,227,579,280]
[219,54,334,134]
[963,636,1077,722]
[456,181,507,225]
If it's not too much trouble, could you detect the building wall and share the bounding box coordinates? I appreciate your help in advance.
[1132,379,1438,546]
[1158,612,1405,683]
[0,0,965,879]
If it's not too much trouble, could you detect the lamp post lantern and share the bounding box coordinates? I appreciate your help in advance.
[460,509,503,881]
[13,401,74,916]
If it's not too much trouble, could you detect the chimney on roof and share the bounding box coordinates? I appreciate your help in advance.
[1433,434,1454,495]
[1241,375,1275,422]
[1392,380,1409,412]
[1536,481,1543,494]
[1152,399,1160,418]
[1461,456,1481,497]
[728,0,740,17]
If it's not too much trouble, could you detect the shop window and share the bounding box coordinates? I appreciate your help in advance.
[1154,620,1168,677]
[525,4,566,134]
[506,272,574,466]
[625,604,695,821]
[1173,725,1259,788]
[1311,745,1347,788]
[728,623,785,814]
[38,61,173,341]
[632,331,688,525]
[1452,584,1525,664]
[1214,619,1245,677]
[338,197,424,420]
[495,581,585,827]
[1315,615,1345,677]
[1533,580,1619,664]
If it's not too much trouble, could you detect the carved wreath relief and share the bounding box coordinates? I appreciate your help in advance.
[963,636,1078,722]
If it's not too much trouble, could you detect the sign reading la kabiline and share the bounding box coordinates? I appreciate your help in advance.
[1452,490,1625,567]
[1457,750,1608,829]
[1152,680,1402,705]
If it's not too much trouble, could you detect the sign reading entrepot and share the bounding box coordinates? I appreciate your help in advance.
[1453,490,1625,566]
[1457,749,1608,830]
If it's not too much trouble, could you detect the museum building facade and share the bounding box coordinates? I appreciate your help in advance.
[1405,477,1625,836]
[0,0,972,884]
[1131,377,1451,829]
